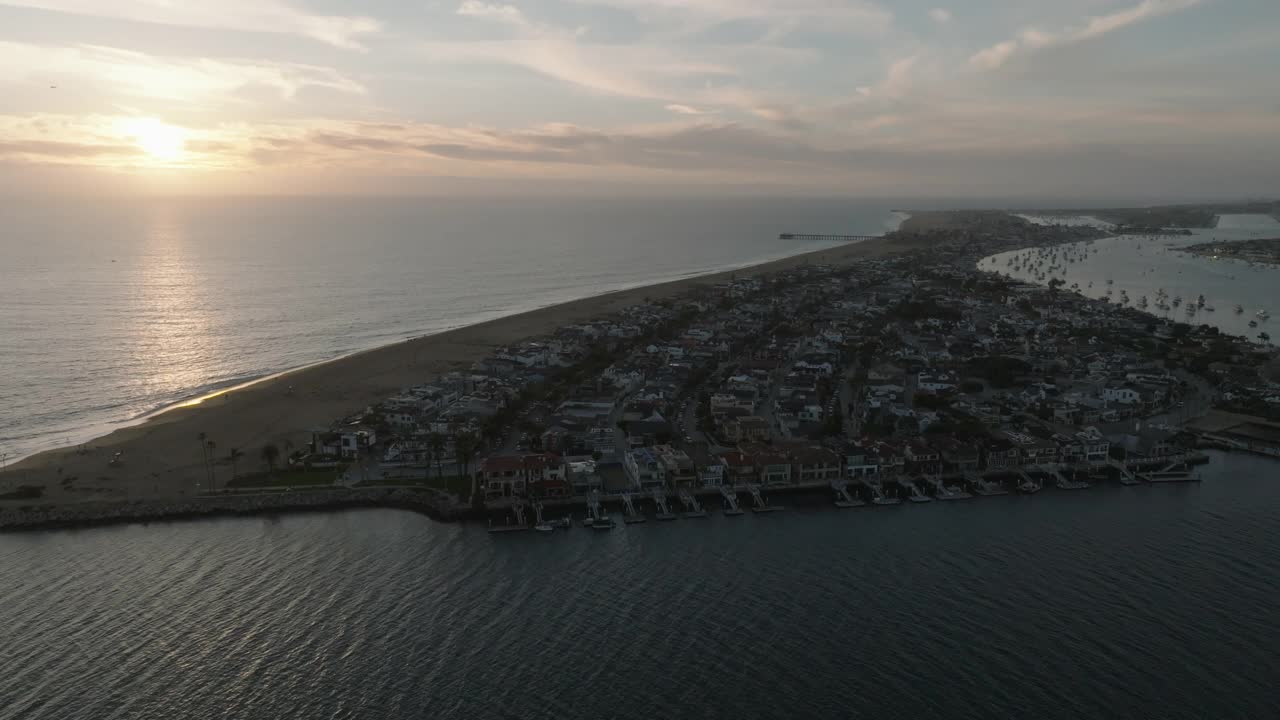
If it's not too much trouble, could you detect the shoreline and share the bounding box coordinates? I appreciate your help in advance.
[4,235,865,467]
[2,232,925,507]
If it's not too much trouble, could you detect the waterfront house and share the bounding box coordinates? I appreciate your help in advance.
[652,444,697,489]
[845,445,881,480]
[750,448,793,486]
[480,453,569,500]
[718,451,757,485]
[789,445,842,484]
[623,448,667,490]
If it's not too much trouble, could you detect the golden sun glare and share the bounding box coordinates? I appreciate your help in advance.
[121,118,187,162]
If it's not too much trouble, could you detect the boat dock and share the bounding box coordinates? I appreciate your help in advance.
[719,486,744,516]
[746,484,783,513]
[479,452,1213,534]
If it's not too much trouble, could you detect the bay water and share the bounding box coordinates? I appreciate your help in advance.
[1,450,1276,719]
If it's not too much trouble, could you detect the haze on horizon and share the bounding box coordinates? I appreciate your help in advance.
[1,0,1278,199]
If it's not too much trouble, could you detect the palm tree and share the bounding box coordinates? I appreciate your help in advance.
[428,432,446,481]
[422,441,435,486]
[453,432,477,501]
[205,439,217,491]
[261,443,280,474]
[197,432,209,494]
[228,448,244,481]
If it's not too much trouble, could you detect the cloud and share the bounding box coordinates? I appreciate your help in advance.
[665,104,717,115]
[456,1,527,25]
[0,42,366,102]
[928,8,952,23]
[565,0,893,37]
[969,40,1018,71]
[4,0,381,50]
[970,0,1203,70]
[0,139,142,160]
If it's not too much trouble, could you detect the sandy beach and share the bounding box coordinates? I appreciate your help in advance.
[2,233,930,506]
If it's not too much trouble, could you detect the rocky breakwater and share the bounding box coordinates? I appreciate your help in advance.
[0,487,469,532]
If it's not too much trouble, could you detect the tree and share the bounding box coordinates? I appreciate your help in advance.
[228,448,244,480]
[261,443,280,473]
[205,440,217,490]
[453,432,478,501]
[428,432,446,480]
[197,432,209,491]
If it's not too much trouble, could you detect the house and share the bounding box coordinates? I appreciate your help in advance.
[623,447,667,490]
[718,450,757,485]
[905,438,942,477]
[932,437,980,473]
[845,446,880,480]
[310,429,376,460]
[653,444,696,488]
[721,415,770,444]
[698,462,725,487]
[790,445,842,483]
[751,449,793,486]
[1104,386,1140,405]
[480,453,569,499]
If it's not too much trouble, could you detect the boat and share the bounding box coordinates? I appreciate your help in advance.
[534,523,554,533]
[591,516,616,530]
[1260,332,1271,342]
[1257,310,1271,320]
[1249,320,1258,328]
[1234,304,1245,313]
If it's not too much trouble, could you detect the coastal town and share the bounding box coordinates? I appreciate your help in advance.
[4,213,1280,531]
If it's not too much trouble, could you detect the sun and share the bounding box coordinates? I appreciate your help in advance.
[121,118,187,162]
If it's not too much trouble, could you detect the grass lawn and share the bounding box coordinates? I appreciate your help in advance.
[225,465,345,489]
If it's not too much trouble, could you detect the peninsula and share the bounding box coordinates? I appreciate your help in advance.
[1179,237,1280,266]
[5,212,1279,531]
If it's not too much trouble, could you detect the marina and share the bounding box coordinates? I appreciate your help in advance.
[978,214,1280,345]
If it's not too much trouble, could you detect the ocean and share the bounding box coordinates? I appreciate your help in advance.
[1,450,1276,719]
[980,213,1280,343]
[0,196,903,462]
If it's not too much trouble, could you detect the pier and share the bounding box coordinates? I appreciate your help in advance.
[831,480,865,508]
[621,493,646,524]
[678,488,707,518]
[719,486,744,516]
[652,489,677,521]
[779,233,883,242]
[746,484,783,513]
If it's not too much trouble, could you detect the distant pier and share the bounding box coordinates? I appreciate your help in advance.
[780,233,883,242]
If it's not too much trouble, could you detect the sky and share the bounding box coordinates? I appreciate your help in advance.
[1,0,1278,198]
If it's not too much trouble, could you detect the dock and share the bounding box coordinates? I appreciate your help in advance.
[719,486,744,516]
[747,484,784,513]
[652,489,678,521]
[831,479,866,508]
